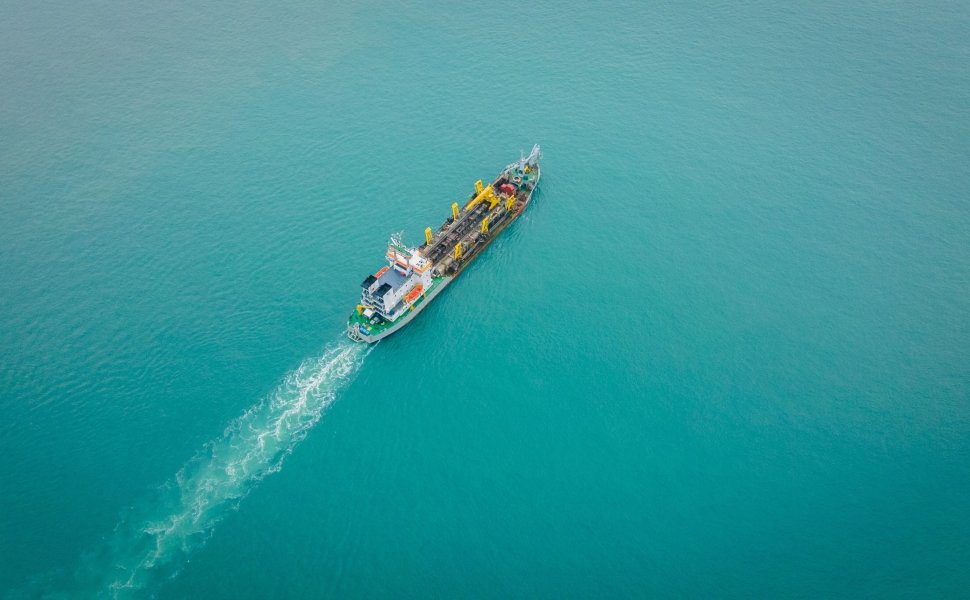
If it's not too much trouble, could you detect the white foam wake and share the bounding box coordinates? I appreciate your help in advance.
[63,340,369,598]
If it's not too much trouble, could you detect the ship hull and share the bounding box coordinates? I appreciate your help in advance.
[347,275,453,342]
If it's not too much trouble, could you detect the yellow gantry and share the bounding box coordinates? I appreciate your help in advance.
[454,242,463,260]
[506,195,515,210]
[480,217,489,234]
[465,184,500,211]
[485,188,500,209]
[425,227,433,245]
[475,180,484,194]
[451,202,459,220]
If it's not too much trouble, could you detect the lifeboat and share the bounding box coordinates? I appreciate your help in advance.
[404,284,424,303]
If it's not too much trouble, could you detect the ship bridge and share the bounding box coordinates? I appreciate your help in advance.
[359,234,432,321]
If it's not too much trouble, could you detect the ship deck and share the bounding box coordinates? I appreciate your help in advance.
[419,165,539,275]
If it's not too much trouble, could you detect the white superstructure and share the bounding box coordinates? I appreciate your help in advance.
[357,235,433,323]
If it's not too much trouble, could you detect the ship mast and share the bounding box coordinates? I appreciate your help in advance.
[519,144,541,170]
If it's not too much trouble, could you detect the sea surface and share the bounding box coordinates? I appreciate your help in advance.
[2,0,969,597]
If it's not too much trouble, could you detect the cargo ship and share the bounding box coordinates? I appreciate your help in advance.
[347,145,541,343]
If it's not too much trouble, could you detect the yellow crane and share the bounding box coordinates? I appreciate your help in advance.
[465,184,500,211]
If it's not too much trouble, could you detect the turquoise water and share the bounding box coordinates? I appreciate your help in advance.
[2,0,969,597]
